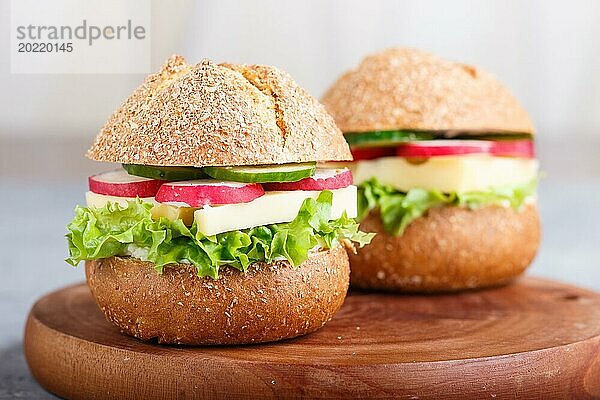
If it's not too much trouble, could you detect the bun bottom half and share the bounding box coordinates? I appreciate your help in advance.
[349,204,540,292]
[85,246,349,345]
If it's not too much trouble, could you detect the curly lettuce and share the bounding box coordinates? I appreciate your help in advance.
[357,178,538,236]
[67,191,374,278]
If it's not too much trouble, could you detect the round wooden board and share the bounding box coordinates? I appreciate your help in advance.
[25,277,600,399]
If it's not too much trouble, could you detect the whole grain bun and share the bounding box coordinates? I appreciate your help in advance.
[350,204,540,292]
[87,55,351,166]
[85,246,349,345]
[321,48,534,135]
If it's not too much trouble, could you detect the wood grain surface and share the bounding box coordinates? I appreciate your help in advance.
[24,278,600,399]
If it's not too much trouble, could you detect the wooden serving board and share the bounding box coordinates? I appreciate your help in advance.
[24,278,600,399]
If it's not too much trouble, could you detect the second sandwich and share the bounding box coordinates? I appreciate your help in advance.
[322,48,540,292]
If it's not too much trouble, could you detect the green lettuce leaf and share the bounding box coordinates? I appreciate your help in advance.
[357,178,538,236]
[66,191,374,278]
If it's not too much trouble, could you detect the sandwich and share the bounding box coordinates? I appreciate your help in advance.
[66,55,373,344]
[321,48,540,292]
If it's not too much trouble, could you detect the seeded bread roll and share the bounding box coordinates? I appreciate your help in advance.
[349,205,541,292]
[86,246,350,345]
[87,55,351,166]
[321,47,534,135]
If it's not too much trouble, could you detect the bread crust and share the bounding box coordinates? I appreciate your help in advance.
[322,48,534,135]
[349,204,540,292]
[87,56,351,166]
[85,246,349,345]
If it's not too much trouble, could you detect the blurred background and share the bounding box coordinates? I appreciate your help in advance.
[1,0,599,395]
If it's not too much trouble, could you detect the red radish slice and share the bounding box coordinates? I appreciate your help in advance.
[396,140,493,157]
[89,170,164,198]
[263,169,353,191]
[351,147,396,160]
[491,140,535,157]
[395,140,534,158]
[155,180,264,207]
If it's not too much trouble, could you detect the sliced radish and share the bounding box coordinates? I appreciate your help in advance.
[491,140,535,157]
[351,147,397,161]
[395,140,534,158]
[395,140,492,157]
[89,170,164,198]
[262,168,353,191]
[155,180,264,207]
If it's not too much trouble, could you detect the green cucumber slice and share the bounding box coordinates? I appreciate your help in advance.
[203,163,316,183]
[456,132,534,141]
[345,130,533,147]
[344,130,436,147]
[123,164,207,180]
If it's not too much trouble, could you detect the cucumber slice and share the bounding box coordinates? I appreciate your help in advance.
[203,163,316,183]
[123,164,207,181]
[455,132,534,141]
[345,130,533,147]
[344,130,436,147]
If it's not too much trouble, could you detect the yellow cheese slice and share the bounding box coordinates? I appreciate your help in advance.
[86,191,195,225]
[351,155,538,192]
[85,191,155,208]
[194,186,357,236]
[150,203,196,226]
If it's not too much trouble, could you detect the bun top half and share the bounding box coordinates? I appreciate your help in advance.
[87,55,351,166]
[321,48,534,135]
